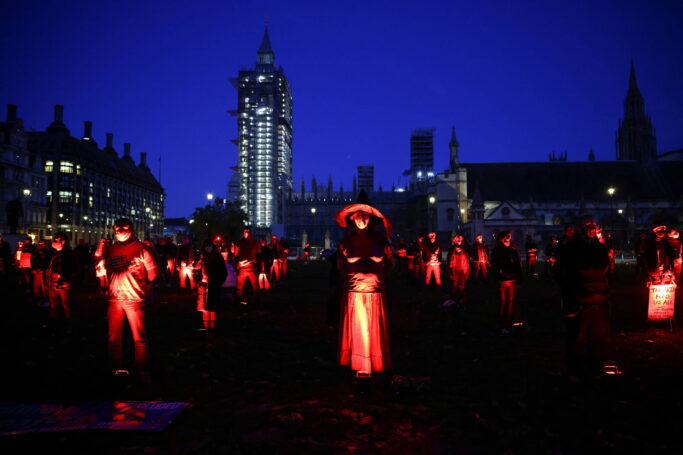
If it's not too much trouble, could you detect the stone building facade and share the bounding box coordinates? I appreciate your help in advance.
[2,104,165,244]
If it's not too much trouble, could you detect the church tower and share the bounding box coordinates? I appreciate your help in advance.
[616,60,657,161]
[449,126,459,172]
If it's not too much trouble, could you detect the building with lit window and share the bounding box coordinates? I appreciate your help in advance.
[357,165,374,192]
[22,105,164,244]
[229,26,293,236]
[407,128,436,188]
[0,105,48,238]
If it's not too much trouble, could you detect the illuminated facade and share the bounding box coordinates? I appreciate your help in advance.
[230,27,293,234]
[25,105,164,244]
[0,105,48,237]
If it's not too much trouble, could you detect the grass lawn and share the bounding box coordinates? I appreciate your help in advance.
[1,261,682,454]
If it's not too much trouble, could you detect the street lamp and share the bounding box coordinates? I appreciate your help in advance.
[428,195,436,233]
[607,186,616,247]
[22,189,31,233]
[206,192,214,202]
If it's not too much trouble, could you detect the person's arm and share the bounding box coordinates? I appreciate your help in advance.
[142,243,159,282]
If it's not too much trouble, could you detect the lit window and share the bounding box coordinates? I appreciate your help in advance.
[45,160,54,172]
[60,161,74,173]
[59,191,73,203]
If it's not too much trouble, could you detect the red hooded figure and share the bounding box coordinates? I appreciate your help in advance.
[334,203,393,377]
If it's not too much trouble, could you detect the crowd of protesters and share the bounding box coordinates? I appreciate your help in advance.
[0,221,294,383]
[2,211,681,386]
[325,213,681,382]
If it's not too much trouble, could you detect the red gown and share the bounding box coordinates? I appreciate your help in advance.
[338,232,391,373]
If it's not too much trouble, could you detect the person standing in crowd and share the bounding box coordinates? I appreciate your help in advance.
[155,237,169,286]
[604,233,616,276]
[165,236,178,285]
[279,237,289,276]
[667,228,682,284]
[45,232,76,325]
[524,234,538,278]
[31,239,53,307]
[17,237,34,293]
[423,232,442,287]
[635,232,648,279]
[544,236,560,279]
[234,227,260,304]
[394,239,408,277]
[177,235,196,291]
[470,234,490,281]
[0,234,11,275]
[491,231,522,334]
[335,203,393,379]
[268,235,284,282]
[195,238,227,331]
[303,243,311,264]
[74,238,92,285]
[96,218,158,381]
[644,222,674,281]
[258,238,273,291]
[556,216,611,380]
[447,235,470,305]
[406,237,422,283]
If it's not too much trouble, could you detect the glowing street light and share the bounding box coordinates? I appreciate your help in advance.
[607,187,616,196]
[207,192,214,201]
[428,195,436,205]
[22,188,31,196]
[310,207,317,214]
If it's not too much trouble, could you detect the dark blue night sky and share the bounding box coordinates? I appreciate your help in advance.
[2,0,682,217]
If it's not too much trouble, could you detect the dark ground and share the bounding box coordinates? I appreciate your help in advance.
[1,261,683,454]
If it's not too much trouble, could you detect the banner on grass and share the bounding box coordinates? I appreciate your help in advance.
[0,401,188,435]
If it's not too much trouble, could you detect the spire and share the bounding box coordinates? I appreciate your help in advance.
[257,25,275,65]
[449,125,460,171]
[616,59,657,161]
[629,58,638,91]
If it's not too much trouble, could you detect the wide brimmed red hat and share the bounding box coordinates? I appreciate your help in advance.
[334,203,392,238]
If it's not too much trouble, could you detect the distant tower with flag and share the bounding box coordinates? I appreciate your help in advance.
[616,60,657,161]
[229,25,293,235]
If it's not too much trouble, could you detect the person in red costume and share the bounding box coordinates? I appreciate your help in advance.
[234,227,260,304]
[335,203,393,378]
[96,218,158,381]
[423,232,442,287]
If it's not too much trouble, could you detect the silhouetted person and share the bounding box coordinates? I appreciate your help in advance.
[644,223,674,281]
[491,231,522,334]
[195,238,227,331]
[544,236,559,279]
[525,234,538,278]
[557,216,611,380]
[45,232,76,326]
